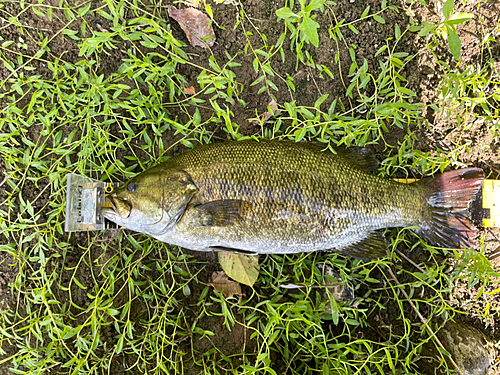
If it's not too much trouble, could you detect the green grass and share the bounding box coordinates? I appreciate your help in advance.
[1,0,499,374]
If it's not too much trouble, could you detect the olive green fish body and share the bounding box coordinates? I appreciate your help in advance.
[102,141,483,259]
[163,142,422,255]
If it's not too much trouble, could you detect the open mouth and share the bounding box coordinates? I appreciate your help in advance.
[103,195,131,219]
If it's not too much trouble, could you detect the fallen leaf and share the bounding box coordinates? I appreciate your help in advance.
[251,99,278,126]
[218,252,259,287]
[209,271,242,298]
[168,7,215,49]
[184,85,196,95]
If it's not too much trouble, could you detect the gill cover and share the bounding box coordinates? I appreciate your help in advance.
[102,166,198,236]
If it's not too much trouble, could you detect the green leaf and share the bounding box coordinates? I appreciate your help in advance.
[395,24,401,39]
[398,87,416,96]
[106,308,120,316]
[447,27,461,60]
[446,12,473,25]
[267,80,278,91]
[62,29,79,40]
[253,57,259,73]
[250,74,265,86]
[262,63,275,76]
[361,5,370,18]
[348,24,359,34]
[322,362,330,375]
[205,3,213,18]
[443,0,454,18]
[276,7,298,21]
[218,252,259,287]
[330,297,339,325]
[375,45,388,57]
[345,318,360,326]
[78,2,92,16]
[305,0,325,12]
[385,348,395,371]
[295,126,307,142]
[314,94,329,109]
[301,14,320,47]
[73,277,87,290]
[418,21,435,37]
[373,14,386,24]
[116,335,124,354]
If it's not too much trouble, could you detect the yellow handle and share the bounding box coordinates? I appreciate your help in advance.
[482,179,499,228]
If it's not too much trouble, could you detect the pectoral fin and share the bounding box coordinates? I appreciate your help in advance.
[195,199,250,226]
[335,231,388,259]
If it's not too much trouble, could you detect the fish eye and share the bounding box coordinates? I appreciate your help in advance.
[127,183,138,192]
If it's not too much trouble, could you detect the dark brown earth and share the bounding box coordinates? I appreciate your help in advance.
[0,0,499,374]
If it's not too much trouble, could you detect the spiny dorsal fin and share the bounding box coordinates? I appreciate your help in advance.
[334,231,388,259]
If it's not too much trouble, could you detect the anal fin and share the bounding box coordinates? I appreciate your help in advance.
[334,231,388,259]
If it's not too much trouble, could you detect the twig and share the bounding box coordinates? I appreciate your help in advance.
[0,172,6,188]
[395,249,425,273]
[485,228,500,260]
[480,159,500,177]
[306,67,323,96]
[386,267,464,375]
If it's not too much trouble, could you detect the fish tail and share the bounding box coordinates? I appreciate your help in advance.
[416,168,484,248]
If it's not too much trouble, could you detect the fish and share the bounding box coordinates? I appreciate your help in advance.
[101,140,484,259]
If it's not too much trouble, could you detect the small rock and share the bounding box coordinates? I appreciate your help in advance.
[418,320,495,375]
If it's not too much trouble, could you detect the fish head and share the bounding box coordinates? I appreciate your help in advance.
[102,166,198,236]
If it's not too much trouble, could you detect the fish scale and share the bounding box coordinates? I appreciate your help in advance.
[102,140,483,258]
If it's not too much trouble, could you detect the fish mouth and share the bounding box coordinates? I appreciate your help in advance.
[103,195,131,220]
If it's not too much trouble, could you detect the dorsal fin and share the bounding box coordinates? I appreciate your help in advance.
[334,147,379,173]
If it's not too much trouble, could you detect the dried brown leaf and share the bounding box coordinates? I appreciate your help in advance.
[251,99,278,126]
[209,271,242,298]
[184,85,196,95]
[168,7,215,49]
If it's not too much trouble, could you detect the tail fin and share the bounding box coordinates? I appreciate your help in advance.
[416,168,484,249]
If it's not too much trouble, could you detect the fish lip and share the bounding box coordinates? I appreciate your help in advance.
[104,195,117,212]
[101,206,117,220]
[104,195,131,219]
[102,196,118,219]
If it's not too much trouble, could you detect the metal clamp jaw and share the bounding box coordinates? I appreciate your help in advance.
[65,173,121,232]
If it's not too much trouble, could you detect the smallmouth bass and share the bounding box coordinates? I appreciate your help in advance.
[102,141,483,258]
